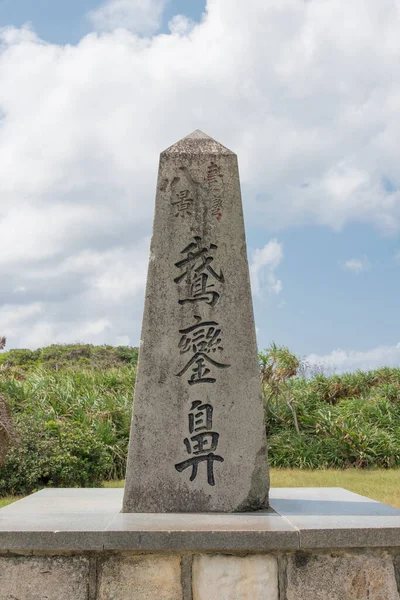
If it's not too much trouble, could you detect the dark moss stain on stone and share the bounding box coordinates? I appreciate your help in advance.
[236,444,269,512]
[294,551,311,569]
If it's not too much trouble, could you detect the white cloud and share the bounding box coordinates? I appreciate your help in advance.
[306,343,400,374]
[250,239,283,296]
[116,334,130,345]
[343,256,371,273]
[168,15,196,36]
[1,243,149,349]
[19,318,112,350]
[88,0,167,35]
[0,303,43,330]
[1,0,400,348]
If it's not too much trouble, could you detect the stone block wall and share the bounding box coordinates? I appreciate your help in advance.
[0,549,399,600]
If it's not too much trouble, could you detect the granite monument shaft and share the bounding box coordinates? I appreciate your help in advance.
[122,130,269,513]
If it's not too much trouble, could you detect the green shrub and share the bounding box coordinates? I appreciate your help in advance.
[0,363,134,482]
[2,343,400,486]
[0,415,112,495]
[0,393,14,467]
[0,343,139,371]
[267,368,400,469]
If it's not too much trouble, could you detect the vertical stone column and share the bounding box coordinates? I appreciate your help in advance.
[122,130,269,513]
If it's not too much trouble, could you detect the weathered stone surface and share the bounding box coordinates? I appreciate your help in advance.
[123,130,269,513]
[98,554,182,600]
[0,554,89,600]
[285,550,400,600]
[192,554,278,600]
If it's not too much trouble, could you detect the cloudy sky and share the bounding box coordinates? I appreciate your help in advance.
[1,0,400,372]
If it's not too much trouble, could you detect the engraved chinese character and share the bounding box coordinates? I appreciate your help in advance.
[175,400,224,486]
[172,189,193,218]
[176,316,230,385]
[207,162,224,218]
[174,236,224,307]
[189,400,213,433]
[175,453,224,486]
[184,432,219,454]
[171,168,198,218]
[207,162,222,183]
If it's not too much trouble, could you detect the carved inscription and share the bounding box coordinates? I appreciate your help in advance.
[172,188,193,217]
[174,236,224,307]
[175,400,224,486]
[176,315,230,385]
[171,168,198,218]
[207,162,224,219]
[174,217,228,486]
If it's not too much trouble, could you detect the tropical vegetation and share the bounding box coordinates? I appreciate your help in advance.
[0,342,399,495]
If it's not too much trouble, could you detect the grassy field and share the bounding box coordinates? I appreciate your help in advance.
[1,344,400,508]
[0,496,22,509]
[102,469,400,508]
[2,344,400,497]
[270,468,400,508]
[1,468,399,509]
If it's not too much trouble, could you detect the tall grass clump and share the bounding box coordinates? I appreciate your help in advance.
[1,342,400,494]
[0,344,137,494]
[0,337,15,468]
[261,345,400,469]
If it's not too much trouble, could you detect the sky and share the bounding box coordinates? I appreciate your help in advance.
[1,0,400,373]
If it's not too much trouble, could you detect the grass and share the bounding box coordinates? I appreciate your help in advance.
[1,469,400,509]
[271,468,400,508]
[0,496,22,508]
[99,469,400,509]
[1,344,400,505]
[0,343,138,371]
[0,363,136,485]
[103,480,125,488]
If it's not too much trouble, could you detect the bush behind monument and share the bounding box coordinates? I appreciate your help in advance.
[0,344,399,494]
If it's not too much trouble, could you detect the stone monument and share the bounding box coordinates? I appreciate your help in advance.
[2,133,400,600]
[122,130,269,513]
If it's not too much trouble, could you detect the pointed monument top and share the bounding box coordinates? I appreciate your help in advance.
[185,129,213,139]
[123,132,269,514]
[162,130,235,156]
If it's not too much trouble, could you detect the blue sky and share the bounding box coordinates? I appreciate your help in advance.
[0,0,206,43]
[1,0,400,372]
[251,223,399,355]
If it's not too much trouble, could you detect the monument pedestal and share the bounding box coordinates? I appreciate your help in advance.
[1,487,399,599]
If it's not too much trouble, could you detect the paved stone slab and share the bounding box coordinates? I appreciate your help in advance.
[103,510,298,551]
[0,554,89,600]
[0,489,297,551]
[192,554,278,600]
[270,488,400,548]
[98,554,182,600]
[123,130,269,513]
[285,550,400,600]
[0,489,122,549]
[0,489,122,550]
[1,487,122,515]
[1,488,400,551]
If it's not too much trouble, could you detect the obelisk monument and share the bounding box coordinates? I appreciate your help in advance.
[122,131,269,513]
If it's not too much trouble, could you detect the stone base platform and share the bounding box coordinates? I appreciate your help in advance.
[0,487,399,599]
